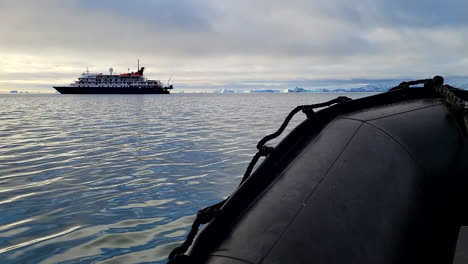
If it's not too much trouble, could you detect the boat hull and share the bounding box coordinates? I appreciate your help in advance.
[188,88,468,264]
[53,86,170,94]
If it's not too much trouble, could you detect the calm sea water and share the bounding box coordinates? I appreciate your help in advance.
[0,93,371,264]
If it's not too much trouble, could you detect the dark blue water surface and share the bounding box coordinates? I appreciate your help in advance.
[0,93,371,264]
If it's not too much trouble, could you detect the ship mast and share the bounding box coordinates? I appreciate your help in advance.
[138,59,139,71]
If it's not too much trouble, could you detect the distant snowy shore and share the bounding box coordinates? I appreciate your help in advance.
[213,84,392,93]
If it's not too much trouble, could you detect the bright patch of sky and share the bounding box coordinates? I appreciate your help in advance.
[0,0,467,92]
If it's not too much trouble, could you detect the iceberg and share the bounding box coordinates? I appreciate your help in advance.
[355,84,391,92]
[251,89,280,93]
[285,87,309,93]
[312,88,331,92]
[214,89,237,93]
[333,88,347,92]
[285,87,331,93]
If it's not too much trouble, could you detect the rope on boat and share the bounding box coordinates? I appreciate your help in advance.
[167,200,225,264]
[166,96,352,263]
[433,84,468,133]
[394,76,468,133]
[240,96,352,184]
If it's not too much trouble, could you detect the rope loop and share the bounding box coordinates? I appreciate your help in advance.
[258,145,274,157]
[301,105,315,118]
[167,254,191,264]
[167,201,225,263]
[256,96,352,150]
[197,205,222,224]
[336,96,353,104]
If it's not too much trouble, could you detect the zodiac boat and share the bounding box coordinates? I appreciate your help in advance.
[168,76,468,264]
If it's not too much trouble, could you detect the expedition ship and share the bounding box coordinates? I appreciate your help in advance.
[53,64,173,94]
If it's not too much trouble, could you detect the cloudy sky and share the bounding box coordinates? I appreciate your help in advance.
[0,0,467,92]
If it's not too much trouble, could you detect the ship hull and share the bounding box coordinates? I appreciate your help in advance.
[53,86,170,94]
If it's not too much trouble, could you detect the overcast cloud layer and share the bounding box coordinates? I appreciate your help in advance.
[0,0,467,91]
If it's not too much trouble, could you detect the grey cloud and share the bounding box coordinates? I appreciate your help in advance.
[373,0,468,27]
[314,0,468,28]
[71,0,215,33]
[1,0,465,57]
